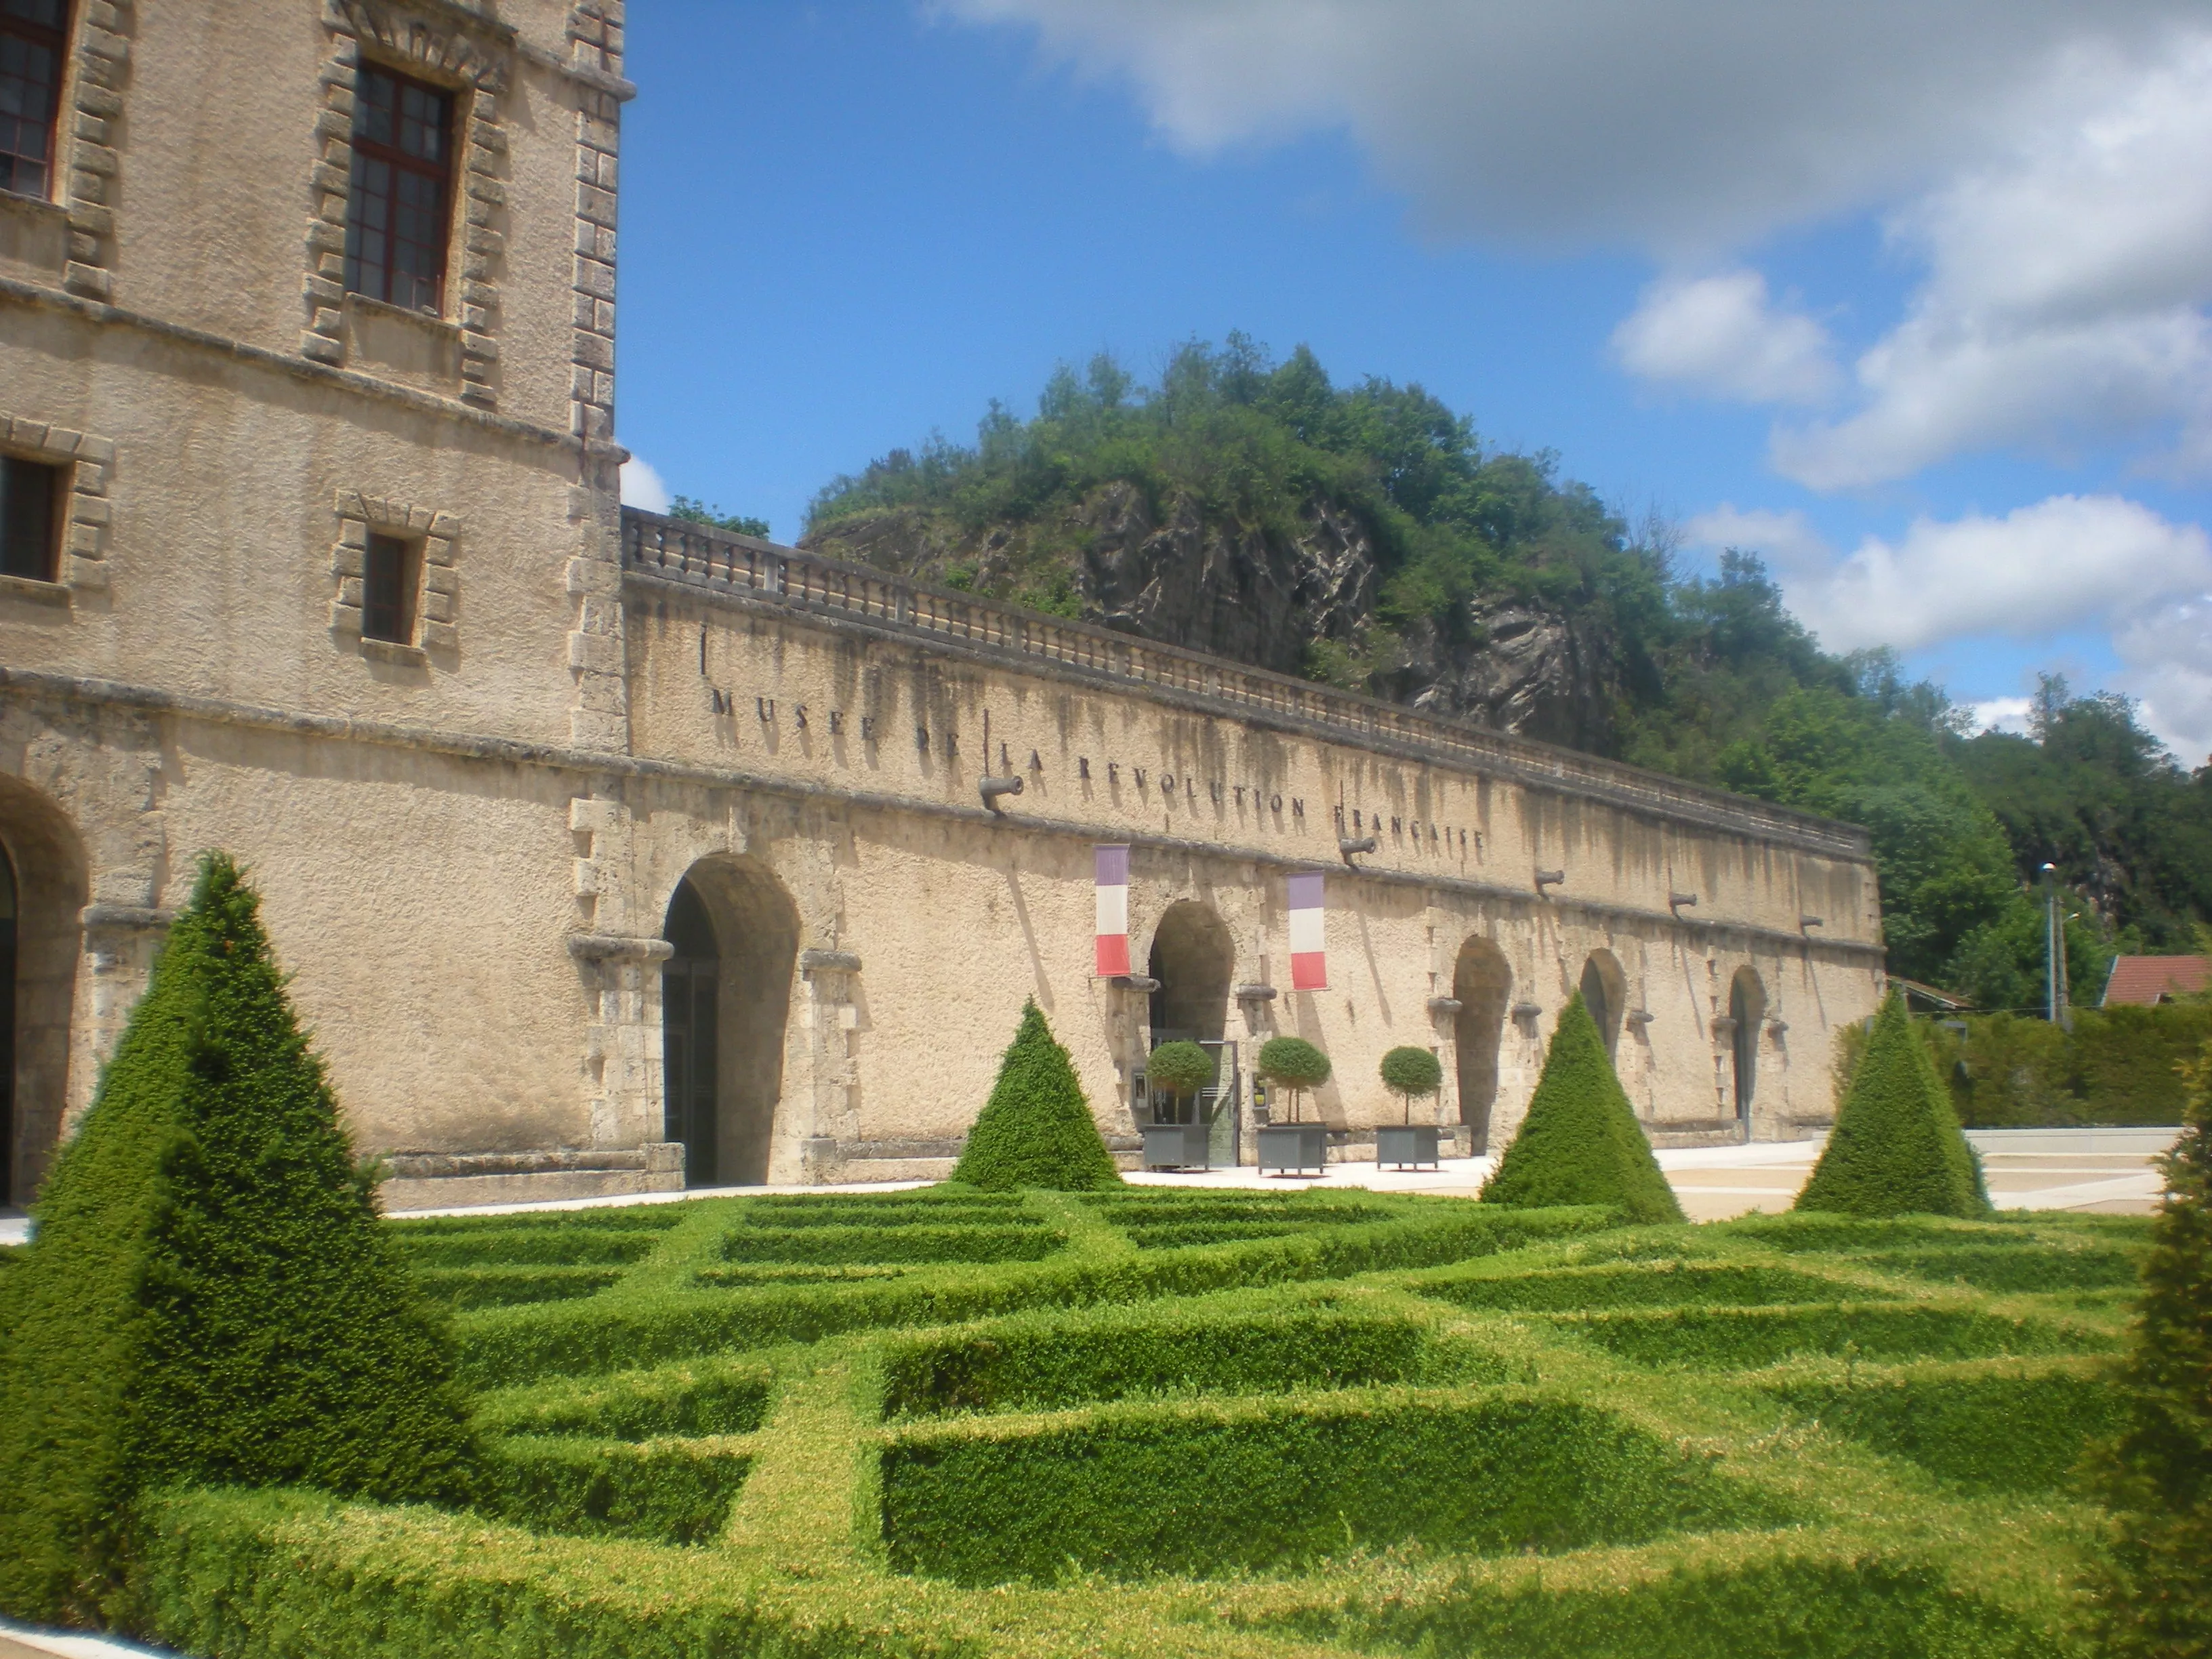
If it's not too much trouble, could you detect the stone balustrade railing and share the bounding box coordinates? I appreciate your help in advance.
[621,508,1870,858]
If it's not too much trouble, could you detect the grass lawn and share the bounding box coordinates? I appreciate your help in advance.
[125,1187,2144,1658]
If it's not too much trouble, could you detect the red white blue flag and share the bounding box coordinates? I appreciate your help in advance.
[1094,844,1131,976]
[1288,871,1327,990]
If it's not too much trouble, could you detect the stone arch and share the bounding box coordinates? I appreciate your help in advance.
[1146,901,1234,1044]
[1728,966,1767,1131]
[661,856,800,1188]
[1578,948,1627,1063]
[0,775,87,1206]
[1450,937,1512,1153]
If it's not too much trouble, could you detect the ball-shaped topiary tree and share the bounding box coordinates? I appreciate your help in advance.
[1257,1036,1331,1124]
[1146,1041,1214,1124]
[1378,1045,1443,1126]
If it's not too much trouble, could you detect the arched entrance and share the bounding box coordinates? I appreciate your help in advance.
[1729,967,1765,1132]
[1451,937,1511,1153]
[661,858,799,1188]
[1147,901,1233,1044]
[1579,949,1626,1063]
[0,777,87,1206]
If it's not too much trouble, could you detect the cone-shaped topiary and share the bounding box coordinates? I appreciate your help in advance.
[1480,991,1683,1224]
[1796,991,1988,1218]
[0,854,480,1626]
[951,1000,1122,1191]
[2089,1040,2212,1656]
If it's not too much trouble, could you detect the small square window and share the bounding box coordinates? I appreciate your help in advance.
[0,454,60,581]
[362,532,418,642]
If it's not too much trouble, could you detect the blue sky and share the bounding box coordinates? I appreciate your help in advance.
[614,3,2212,762]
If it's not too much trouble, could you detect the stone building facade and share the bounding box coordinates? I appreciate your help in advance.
[0,0,1885,1210]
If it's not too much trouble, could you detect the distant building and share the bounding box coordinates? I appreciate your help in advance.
[2102,956,2211,1007]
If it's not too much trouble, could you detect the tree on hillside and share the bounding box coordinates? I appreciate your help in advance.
[2089,1040,2212,1654]
[952,1001,1121,1191]
[1481,994,1682,1225]
[0,854,479,1625]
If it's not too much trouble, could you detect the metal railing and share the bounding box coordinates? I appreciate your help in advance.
[621,508,1869,856]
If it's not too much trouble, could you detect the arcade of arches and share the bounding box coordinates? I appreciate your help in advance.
[0,779,87,1210]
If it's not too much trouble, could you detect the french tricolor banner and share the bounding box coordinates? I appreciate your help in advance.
[1094,844,1131,977]
[1287,871,1328,990]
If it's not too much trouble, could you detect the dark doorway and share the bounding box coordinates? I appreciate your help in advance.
[1146,901,1236,1157]
[0,844,16,1204]
[661,877,719,1187]
[1579,951,1626,1063]
[1729,968,1765,1134]
[1451,937,1511,1153]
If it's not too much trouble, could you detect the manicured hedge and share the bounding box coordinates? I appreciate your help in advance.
[454,1204,1615,1387]
[951,1000,1121,1190]
[386,1206,687,1235]
[478,1437,752,1545]
[726,1204,1044,1231]
[1122,1221,1307,1249]
[1418,1263,1888,1313]
[1855,1246,2144,1294]
[879,1393,1785,1584]
[0,855,478,1625]
[411,1265,627,1311]
[1773,1368,2125,1494]
[1563,1304,2103,1370]
[1799,991,1988,1218]
[878,1307,1481,1417]
[1315,1554,2057,1659]
[1928,1003,2212,1128]
[478,1358,773,1441]
[720,1225,1066,1266]
[1721,1214,2014,1254]
[392,1229,666,1267]
[1482,993,1683,1225]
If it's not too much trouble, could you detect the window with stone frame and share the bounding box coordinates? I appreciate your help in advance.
[344,62,455,315]
[0,0,68,201]
[0,454,61,582]
[361,531,419,643]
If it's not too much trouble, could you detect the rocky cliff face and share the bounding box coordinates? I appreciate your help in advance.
[801,483,1620,751]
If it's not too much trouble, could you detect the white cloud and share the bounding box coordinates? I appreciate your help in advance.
[1795,497,2211,654]
[2112,594,2212,765]
[1685,494,2212,657]
[1681,504,1830,572]
[1774,39,2212,487]
[1967,697,2035,737]
[620,456,671,514]
[1613,272,1837,405]
[939,1,2194,253]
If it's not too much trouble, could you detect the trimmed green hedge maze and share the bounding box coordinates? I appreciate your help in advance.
[122,1189,2145,1659]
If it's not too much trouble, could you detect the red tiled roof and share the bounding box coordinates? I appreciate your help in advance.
[2102,955,2212,1006]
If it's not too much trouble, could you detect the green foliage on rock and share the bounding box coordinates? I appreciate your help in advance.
[951,999,1122,1191]
[1380,1045,1444,1122]
[1145,1040,1214,1105]
[2090,1040,2212,1656]
[0,853,479,1625]
[1798,992,1990,1218]
[1481,994,1683,1225]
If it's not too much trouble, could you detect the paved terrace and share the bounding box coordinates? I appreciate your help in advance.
[3,1128,2170,1245]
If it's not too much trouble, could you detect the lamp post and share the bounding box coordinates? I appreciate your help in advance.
[2041,862,2070,1031]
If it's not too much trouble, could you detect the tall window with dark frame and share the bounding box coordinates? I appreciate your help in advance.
[0,0,68,201]
[344,65,455,315]
[0,456,59,582]
[361,533,418,644]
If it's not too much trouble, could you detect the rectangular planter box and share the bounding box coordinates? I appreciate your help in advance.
[1141,1123,1214,1170]
[1256,1122,1328,1175]
[1374,1124,1441,1170]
